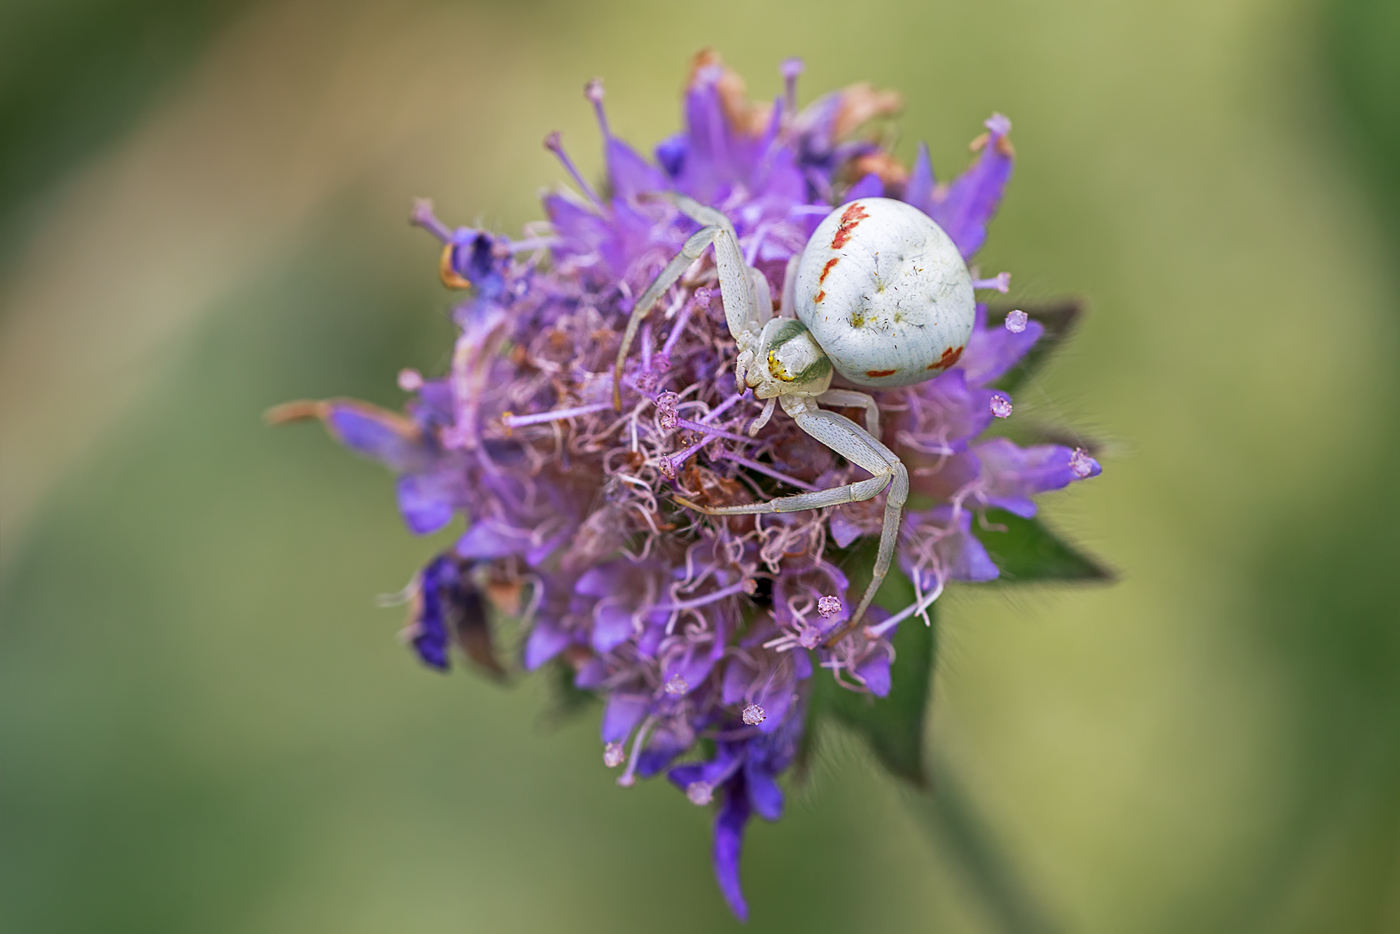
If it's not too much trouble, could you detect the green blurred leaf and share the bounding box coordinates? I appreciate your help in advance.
[973,508,1113,583]
[813,551,935,787]
[987,299,1083,393]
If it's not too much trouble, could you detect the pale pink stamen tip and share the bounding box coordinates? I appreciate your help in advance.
[397,368,424,391]
[616,773,636,788]
[817,595,842,618]
[603,742,626,768]
[1005,310,1028,334]
[781,58,804,80]
[656,391,681,430]
[686,781,713,806]
[742,704,766,726]
[797,628,822,650]
[664,675,689,696]
[990,394,1013,419]
[585,77,604,103]
[1069,448,1098,479]
[691,287,712,307]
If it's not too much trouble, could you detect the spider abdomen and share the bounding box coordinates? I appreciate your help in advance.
[794,197,975,389]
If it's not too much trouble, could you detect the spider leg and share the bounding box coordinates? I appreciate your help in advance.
[817,389,881,438]
[613,226,720,408]
[675,395,908,641]
[778,254,800,319]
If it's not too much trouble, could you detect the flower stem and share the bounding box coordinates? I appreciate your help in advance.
[901,759,1059,934]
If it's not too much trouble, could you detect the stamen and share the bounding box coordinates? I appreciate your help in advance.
[718,451,820,492]
[409,198,452,242]
[503,401,614,428]
[544,131,605,210]
[741,703,766,726]
[990,394,1013,419]
[1004,309,1028,333]
[655,391,681,430]
[585,77,609,137]
[616,716,656,788]
[656,579,751,613]
[687,781,714,805]
[664,674,690,695]
[1069,447,1099,479]
[817,595,842,618]
[603,742,626,768]
[973,272,1011,292]
[676,417,751,443]
[867,574,945,637]
[397,368,424,392]
[781,58,804,115]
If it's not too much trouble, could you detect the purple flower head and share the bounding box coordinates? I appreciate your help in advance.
[277,51,1104,921]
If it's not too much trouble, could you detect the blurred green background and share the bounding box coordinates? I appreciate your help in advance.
[3,0,1399,930]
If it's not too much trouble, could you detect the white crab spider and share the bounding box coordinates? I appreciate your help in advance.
[613,195,976,644]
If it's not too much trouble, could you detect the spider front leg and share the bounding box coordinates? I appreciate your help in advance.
[674,394,908,644]
[613,197,768,409]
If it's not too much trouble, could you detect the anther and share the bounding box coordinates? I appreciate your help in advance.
[585,77,609,138]
[973,272,1011,292]
[742,704,766,726]
[656,391,681,430]
[686,781,714,806]
[1069,448,1098,479]
[603,742,626,768]
[781,58,804,114]
[664,674,689,696]
[543,131,605,210]
[990,394,1013,419]
[1004,310,1028,333]
[439,243,472,290]
[397,368,424,392]
[817,594,842,618]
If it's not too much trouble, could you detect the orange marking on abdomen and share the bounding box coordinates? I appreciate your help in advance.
[814,290,826,304]
[831,203,869,249]
[818,257,840,285]
[926,345,964,370]
[865,368,897,378]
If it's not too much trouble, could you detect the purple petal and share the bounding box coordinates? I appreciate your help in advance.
[522,620,570,670]
[662,645,718,696]
[961,309,1045,387]
[411,556,452,671]
[744,761,784,821]
[601,693,649,743]
[712,775,752,922]
[974,438,1092,515]
[904,141,935,213]
[855,652,892,697]
[455,521,528,560]
[927,114,1013,259]
[722,658,751,705]
[591,601,634,653]
[395,472,455,535]
[575,565,622,597]
[574,656,609,689]
[841,172,884,203]
[323,401,430,472]
[606,137,670,201]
